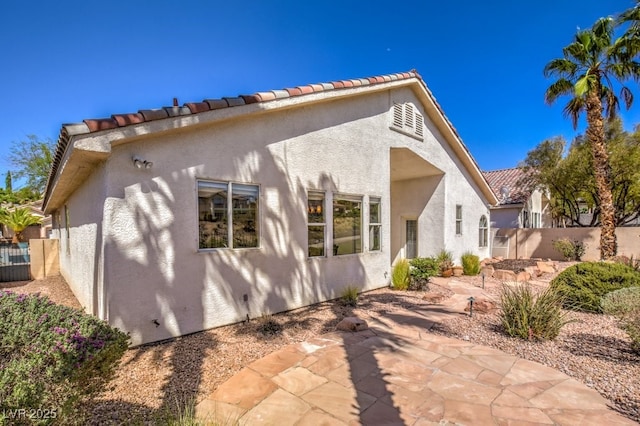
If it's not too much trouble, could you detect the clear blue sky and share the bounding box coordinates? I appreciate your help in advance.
[1,0,638,187]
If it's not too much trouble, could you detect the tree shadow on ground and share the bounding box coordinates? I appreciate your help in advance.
[559,332,640,364]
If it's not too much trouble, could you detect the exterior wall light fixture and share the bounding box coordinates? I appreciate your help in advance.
[132,157,153,169]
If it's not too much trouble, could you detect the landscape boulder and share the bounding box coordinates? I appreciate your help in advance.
[336,317,368,332]
[464,298,497,314]
[516,271,531,282]
[536,261,557,274]
[493,269,517,282]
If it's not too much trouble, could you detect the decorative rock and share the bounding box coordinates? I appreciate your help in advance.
[336,317,368,332]
[516,271,531,282]
[464,298,497,314]
[493,269,517,282]
[536,261,557,274]
[524,266,542,277]
[481,265,495,277]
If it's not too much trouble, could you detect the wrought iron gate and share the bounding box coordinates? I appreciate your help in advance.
[0,243,31,282]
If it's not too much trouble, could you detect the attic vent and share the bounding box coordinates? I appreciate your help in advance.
[390,102,424,141]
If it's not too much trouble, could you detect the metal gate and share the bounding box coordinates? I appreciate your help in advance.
[0,243,31,282]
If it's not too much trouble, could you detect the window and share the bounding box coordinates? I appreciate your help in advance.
[455,205,462,235]
[479,215,488,247]
[369,197,381,251]
[307,192,325,257]
[198,180,259,249]
[406,220,417,259]
[333,195,362,255]
[390,103,424,139]
[522,210,529,228]
[64,205,70,254]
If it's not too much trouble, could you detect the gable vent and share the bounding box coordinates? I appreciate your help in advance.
[389,102,424,141]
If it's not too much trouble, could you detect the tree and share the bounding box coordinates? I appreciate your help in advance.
[543,17,640,259]
[5,171,12,193]
[522,119,640,227]
[8,135,55,196]
[0,208,42,243]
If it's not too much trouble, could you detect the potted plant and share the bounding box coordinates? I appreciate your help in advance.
[452,265,464,277]
[436,249,454,277]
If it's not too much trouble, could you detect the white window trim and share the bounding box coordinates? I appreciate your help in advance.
[307,191,326,258]
[368,196,382,252]
[455,205,463,236]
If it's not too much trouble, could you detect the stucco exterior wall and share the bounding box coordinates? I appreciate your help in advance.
[56,87,493,345]
[53,164,106,315]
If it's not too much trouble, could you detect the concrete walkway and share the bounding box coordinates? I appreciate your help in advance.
[196,280,636,425]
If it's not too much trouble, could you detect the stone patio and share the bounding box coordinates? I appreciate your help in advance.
[196,279,637,425]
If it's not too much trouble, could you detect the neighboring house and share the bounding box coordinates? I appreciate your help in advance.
[0,201,50,242]
[483,168,551,229]
[43,70,498,345]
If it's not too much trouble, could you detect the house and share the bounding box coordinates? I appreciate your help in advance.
[483,168,551,229]
[43,70,498,345]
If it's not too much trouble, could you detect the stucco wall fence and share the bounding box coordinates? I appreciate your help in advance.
[492,227,640,261]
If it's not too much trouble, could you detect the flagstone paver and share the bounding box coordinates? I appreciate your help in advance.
[196,278,638,425]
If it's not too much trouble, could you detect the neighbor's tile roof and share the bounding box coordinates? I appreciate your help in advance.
[482,167,533,205]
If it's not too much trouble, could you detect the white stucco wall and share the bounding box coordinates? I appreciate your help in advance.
[57,86,493,345]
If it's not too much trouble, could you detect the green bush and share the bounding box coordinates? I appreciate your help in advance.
[552,238,586,261]
[602,287,640,353]
[550,262,640,312]
[391,259,410,290]
[0,290,129,423]
[340,285,359,306]
[461,252,480,275]
[409,257,439,290]
[499,283,571,340]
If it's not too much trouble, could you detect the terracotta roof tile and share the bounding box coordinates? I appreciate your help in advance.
[84,118,118,132]
[164,106,191,117]
[112,113,145,127]
[341,80,354,88]
[285,87,303,96]
[319,83,334,90]
[482,168,533,205]
[270,89,290,99]
[254,92,276,101]
[205,99,229,110]
[331,81,345,89]
[140,109,169,121]
[309,83,324,92]
[185,102,210,114]
[296,85,314,95]
[240,94,261,104]
[223,97,245,107]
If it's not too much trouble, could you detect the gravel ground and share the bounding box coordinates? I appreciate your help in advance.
[3,267,639,424]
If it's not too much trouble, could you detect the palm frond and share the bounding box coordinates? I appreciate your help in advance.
[621,85,634,110]
[562,97,585,129]
[544,79,574,105]
[543,58,578,78]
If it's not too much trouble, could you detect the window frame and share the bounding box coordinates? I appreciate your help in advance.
[369,197,382,252]
[307,191,326,258]
[455,205,463,235]
[479,215,488,248]
[332,194,363,256]
[197,179,260,251]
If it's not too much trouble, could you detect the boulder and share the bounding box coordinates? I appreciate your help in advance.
[536,261,557,274]
[336,317,368,332]
[480,265,495,277]
[524,266,542,277]
[516,271,531,282]
[464,298,497,314]
[493,269,517,282]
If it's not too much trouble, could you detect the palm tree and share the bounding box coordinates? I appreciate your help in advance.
[1,208,42,243]
[544,17,640,259]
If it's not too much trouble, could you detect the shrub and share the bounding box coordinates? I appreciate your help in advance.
[409,257,439,291]
[611,255,640,272]
[436,249,453,275]
[499,283,571,340]
[391,259,410,290]
[461,252,480,275]
[550,262,640,312]
[340,285,359,306]
[256,313,282,336]
[0,290,129,422]
[552,238,586,261]
[602,287,640,353]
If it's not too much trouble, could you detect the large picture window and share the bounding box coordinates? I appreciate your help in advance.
[333,195,362,255]
[307,192,325,257]
[369,197,381,251]
[198,180,259,249]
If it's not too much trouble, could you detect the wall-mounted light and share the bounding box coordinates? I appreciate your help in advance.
[133,156,153,169]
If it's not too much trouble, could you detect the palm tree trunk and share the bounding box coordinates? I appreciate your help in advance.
[585,85,617,259]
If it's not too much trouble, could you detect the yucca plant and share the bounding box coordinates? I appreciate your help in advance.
[391,259,410,290]
[499,283,572,340]
[1,207,42,243]
[340,285,359,307]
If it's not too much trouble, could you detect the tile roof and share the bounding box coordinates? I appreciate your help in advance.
[482,167,533,205]
[45,69,494,209]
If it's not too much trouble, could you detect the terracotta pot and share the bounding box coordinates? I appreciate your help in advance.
[441,269,453,278]
[452,266,464,277]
